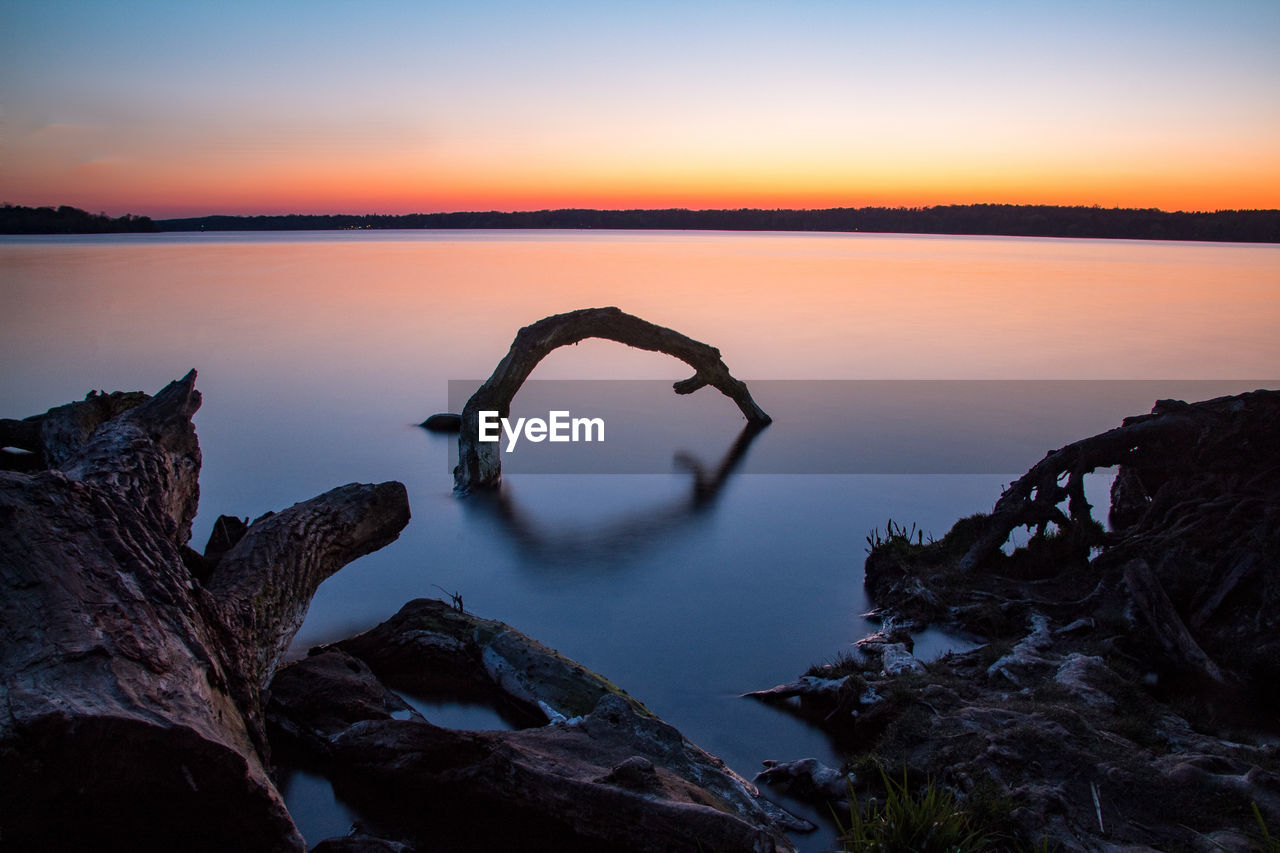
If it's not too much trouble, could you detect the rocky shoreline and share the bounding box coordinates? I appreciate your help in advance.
[3,377,1277,851]
[0,374,801,852]
[750,391,1280,851]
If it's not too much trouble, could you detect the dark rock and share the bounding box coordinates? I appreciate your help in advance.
[310,836,411,853]
[268,649,424,749]
[268,599,810,852]
[599,756,662,792]
[755,758,852,803]
[419,413,460,433]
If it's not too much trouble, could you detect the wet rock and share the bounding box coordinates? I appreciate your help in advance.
[270,600,810,852]
[880,642,925,676]
[268,649,425,749]
[419,413,460,432]
[336,598,640,724]
[755,758,852,803]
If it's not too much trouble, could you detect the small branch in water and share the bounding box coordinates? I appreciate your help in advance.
[433,584,464,613]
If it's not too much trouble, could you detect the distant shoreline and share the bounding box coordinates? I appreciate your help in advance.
[4,203,1278,243]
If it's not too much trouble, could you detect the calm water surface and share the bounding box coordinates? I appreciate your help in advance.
[3,230,1277,848]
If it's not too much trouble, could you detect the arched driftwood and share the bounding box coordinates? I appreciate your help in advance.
[454,307,771,491]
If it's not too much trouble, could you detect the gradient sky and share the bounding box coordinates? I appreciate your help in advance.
[2,0,1278,217]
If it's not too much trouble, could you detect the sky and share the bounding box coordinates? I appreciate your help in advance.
[2,0,1278,217]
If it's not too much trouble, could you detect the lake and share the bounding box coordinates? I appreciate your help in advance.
[3,230,1277,849]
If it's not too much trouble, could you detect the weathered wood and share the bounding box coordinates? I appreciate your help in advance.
[1122,558,1225,683]
[454,307,770,491]
[958,390,1278,572]
[0,372,411,851]
[1190,552,1258,630]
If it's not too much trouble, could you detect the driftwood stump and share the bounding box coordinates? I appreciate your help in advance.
[454,307,770,491]
[0,372,411,851]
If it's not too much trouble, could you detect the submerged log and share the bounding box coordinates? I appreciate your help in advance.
[0,372,411,851]
[454,307,771,491]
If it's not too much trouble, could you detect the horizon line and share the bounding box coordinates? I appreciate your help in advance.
[150,202,1280,221]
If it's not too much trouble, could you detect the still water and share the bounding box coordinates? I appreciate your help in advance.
[3,230,1277,848]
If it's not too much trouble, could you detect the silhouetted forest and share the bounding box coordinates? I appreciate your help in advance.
[1,205,157,234]
[155,205,1279,242]
[6,203,1277,242]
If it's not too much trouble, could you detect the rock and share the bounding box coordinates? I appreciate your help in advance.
[1053,654,1116,709]
[419,412,460,432]
[880,642,925,675]
[267,649,425,749]
[0,373,411,851]
[335,597,639,724]
[985,613,1053,685]
[599,756,663,793]
[310,835,412,853]
[755,758,852,803]
[855,617,915,657]
[269,600,811,852]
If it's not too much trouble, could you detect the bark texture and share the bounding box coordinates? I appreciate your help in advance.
[454,307,770,491]
[0,373,411,852]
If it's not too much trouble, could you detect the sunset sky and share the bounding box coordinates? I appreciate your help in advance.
[3,1,1278,217]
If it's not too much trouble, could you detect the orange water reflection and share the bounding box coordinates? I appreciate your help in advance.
[3,232,1277,418]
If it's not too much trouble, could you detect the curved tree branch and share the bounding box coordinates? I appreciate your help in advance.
[454,307,771,491]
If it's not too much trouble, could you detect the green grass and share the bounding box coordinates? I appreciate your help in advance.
[835,764,1060,853]
[836,766,991,853]
[1252,802,1280,853]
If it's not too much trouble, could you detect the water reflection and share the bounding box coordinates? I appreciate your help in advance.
[459,421,766,571]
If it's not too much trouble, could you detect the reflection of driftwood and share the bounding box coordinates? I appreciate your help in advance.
[455,307,770,491]
[464,422,765,569]
[0,373,411,851]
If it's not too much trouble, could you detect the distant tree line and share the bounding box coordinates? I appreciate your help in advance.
[0,205,158,234]
[155,204,1279,242]
[6,203,1277,242]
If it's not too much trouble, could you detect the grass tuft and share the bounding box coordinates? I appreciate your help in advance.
[836,765,991,852]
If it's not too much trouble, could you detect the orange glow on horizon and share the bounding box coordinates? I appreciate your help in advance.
[8,139,1278,218]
